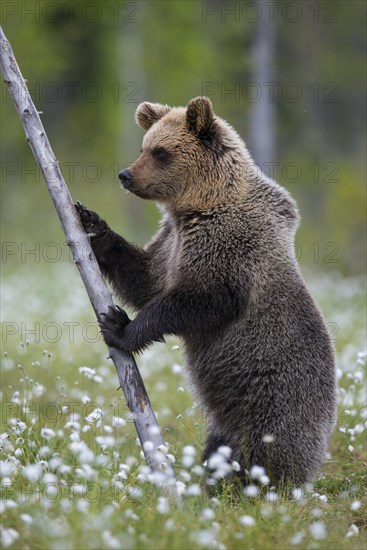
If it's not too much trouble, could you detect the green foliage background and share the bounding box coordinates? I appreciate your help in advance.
[1,0,366,274]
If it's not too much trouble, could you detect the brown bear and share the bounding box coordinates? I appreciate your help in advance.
[76,96,337,485]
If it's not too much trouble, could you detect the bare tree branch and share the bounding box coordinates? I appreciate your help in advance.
[0,26,179,498]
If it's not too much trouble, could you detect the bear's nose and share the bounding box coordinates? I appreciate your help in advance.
[119,169,133,187]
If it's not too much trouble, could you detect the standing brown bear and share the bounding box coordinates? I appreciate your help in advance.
[76,97,337,485]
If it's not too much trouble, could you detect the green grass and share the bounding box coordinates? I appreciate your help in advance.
[1,265,366,549]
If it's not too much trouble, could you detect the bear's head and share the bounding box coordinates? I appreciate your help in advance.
[120,97,251,211]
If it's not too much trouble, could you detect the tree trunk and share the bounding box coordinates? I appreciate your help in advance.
[0,26,179,502]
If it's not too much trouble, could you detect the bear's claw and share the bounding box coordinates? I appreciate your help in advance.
[99,305,131,349]
[74,201,108,238]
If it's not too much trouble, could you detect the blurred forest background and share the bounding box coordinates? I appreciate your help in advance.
[1,0,366,275]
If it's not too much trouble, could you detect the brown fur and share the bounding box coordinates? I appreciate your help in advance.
[76,97,337,485]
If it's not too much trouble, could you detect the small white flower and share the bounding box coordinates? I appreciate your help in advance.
[186,483,201,496]
[239,515,256,527]
[249,465,265,479]
[23,463,42,482]
[38,446,51,458]
[183,445,196,456]
[262,434,275,443]
[126,486,142,498]
[0,527,19,548]
[78,366,96,379]
[244,484,259,497]
[41,428,56,440]
[157,496,169,514]
[13,421,26,435]
[85,407,103,424]
[350,500,361,511]
[102,530,120,549]
[43,473,58,484]
[353,371,363,383]
[179,470,191,482]
[148,425,160,436]
[182,455,195,468]
[164,519,175,530]
[259,474,270,485]
[95,435,116,448]
[70,441,94,463]
[190,528,217,547]
[200,508,215,521]
[292,488,304,501]
[291,531,305,545]
[191,465,204,476]
[175,480,186,496]
[310,521,327,540]
[172,363,182,373]
[345,524,359,538]
[77,499,89,513]
[218,445,232,458]
[20,513,33,524]
[112,416,126,427]
[207,452,224,470]
[143,441,154,452]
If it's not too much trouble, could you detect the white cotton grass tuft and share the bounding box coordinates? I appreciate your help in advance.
[292,488,304,501]
[217,445,232,459]
[309,521,327,540]
[23,463,43,482]
[142,440,154,452]
[200,508,215,522]
[244,484,259,497]
[85,407,103,425]
[0,461,16,477]
[345,524,359,538]
[239,515,256,527]
[185,483,201,496]
[157,496,169,514]
[182,445,196,468]
[265,491,278,502]
[350,500,361,511]
[290,531,305,545]
[249,465,265,480]
[40,427,56,439]
[0,527,19,548]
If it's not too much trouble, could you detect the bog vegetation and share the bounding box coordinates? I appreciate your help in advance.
[1,265,366,549]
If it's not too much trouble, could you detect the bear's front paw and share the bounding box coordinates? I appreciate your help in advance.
[99,305,131,350]
[75,201,109,238]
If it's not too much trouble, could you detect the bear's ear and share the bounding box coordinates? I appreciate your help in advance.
[186,96,214,136]
[135,102,171,131]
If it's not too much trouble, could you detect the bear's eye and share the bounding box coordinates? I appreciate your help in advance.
[153,148,168,161]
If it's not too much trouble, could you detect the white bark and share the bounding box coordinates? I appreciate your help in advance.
[0,26,179,498]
